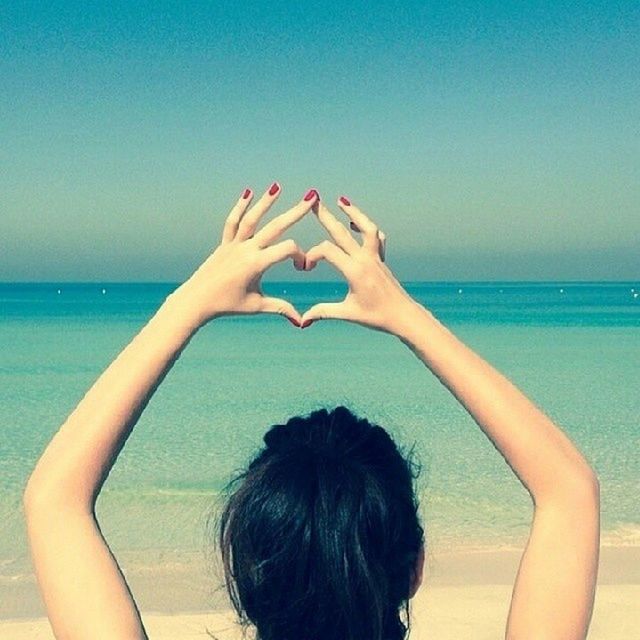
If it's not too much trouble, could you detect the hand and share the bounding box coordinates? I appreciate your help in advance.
[301,197,422,335]
[169,183,319,327]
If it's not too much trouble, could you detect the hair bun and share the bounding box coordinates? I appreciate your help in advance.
[262,408,407,470]
[263,416,336,458]
[263,423,298,451]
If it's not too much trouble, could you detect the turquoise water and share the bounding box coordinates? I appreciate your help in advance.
[1,282,639,578]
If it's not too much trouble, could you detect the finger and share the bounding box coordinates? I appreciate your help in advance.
[260,239,306,271]
[312,200,360,253]
[236,181,281,240]
[221,188,253,243]
[260,296,303,325]
[304,240,351,275]
[378,230,386,262]
[350,223,387,262]
[301,302,351,325]
[253,188,319,247]
[337,196,380,253]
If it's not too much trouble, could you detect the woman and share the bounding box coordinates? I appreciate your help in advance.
[24,183,600,640]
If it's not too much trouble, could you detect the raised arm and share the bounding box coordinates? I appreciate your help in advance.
[23,184,318,640]
[301,197,600,640]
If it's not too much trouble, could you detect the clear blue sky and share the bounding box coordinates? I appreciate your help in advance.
[1,1,638,281]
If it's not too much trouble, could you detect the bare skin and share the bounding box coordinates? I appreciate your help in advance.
[24,184,599,640]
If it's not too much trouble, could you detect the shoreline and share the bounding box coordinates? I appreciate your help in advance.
[2,585,638,639]
[3,544,638,622]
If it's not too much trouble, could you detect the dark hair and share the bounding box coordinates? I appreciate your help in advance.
[217,406,425,640]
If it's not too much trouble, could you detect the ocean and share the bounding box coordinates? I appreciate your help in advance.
[1,281,639,582]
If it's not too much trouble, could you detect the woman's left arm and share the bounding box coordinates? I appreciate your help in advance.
[23,183,316,640]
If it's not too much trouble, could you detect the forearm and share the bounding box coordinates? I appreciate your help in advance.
[24,290,201,512]
[396,303,596,506]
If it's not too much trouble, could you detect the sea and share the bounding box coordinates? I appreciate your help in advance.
[1,281,639,584]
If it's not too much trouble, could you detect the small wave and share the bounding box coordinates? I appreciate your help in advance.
[601,524,640,547]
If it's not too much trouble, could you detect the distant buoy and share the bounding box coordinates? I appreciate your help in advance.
[634,293,639,299]
[458,288,463,294]
[499,289,503,293]
[57,289,61,294]
[559,288,564,293]
[101,288,106,294]
[283,289,287,294]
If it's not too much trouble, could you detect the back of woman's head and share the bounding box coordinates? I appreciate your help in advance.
[218,406,425,640]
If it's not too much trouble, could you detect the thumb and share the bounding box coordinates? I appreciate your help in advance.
[301,301,352,327]
[260,296,302,326]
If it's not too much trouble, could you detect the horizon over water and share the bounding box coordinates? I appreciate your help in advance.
[1,281,639,586]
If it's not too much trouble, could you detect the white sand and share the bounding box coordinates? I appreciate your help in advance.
[1,585,638,639]
[2,546,638,638]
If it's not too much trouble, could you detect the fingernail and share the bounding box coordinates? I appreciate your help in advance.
[301,319,314,329]
[304,188,318,201]
[339,196,351,206]
[286,317,301,327]
[242,188,251,199]
[269,182,280,196]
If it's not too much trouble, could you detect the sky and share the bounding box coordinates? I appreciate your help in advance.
[1,1,639,281]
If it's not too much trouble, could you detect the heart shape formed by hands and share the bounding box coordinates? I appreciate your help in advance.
[175,183,414,337]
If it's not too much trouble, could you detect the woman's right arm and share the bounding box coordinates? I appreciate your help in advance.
[301,198,600,640]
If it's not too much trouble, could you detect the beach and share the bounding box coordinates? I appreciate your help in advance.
[2,546,638,638]
[1,282,638,637]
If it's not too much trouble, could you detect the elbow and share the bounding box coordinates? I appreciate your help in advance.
[574,464,600,502]
[23,471,90,520]
[561,465,600,511]
[23,457,49,514]
[23,472,47,518]
[584,467,600,505]
[535,465,600,511]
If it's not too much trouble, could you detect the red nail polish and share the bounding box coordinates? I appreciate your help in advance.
[269,182,280,196]
[286,317,301,327]
[242,188,251,199]
[339,196,351,206]
[301,319,314,329]
[304,188,318,201]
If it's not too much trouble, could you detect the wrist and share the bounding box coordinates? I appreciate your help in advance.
[389,299,439,344]
[160,286,213,333]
